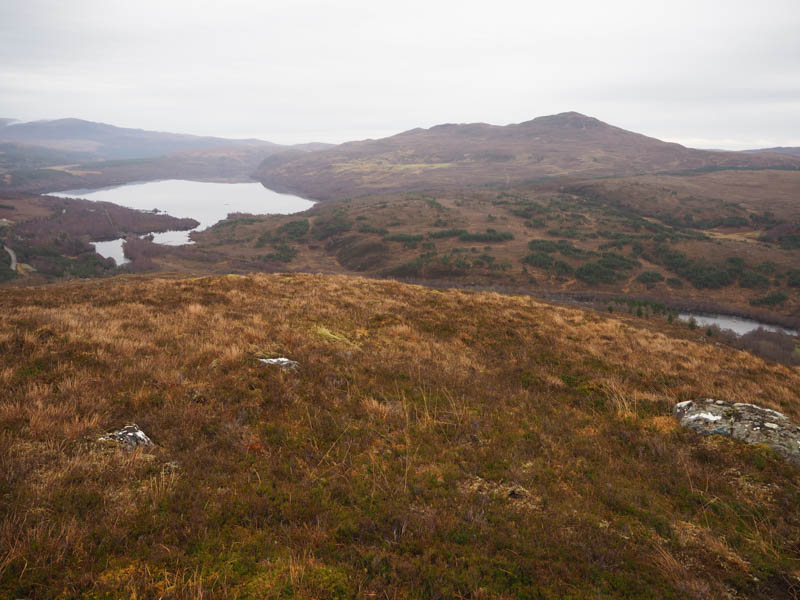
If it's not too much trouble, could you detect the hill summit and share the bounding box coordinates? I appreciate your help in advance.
[255,111,800,200]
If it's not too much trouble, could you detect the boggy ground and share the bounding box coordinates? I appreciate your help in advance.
[1,273,800,598]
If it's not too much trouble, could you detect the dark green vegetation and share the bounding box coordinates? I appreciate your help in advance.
[0,248,15,283]
[2,274,800,598]
[189,172,800,321]
[750,292,788,307]
[13,241,116,279]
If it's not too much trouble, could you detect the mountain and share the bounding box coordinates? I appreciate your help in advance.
[743,146,800,157]
[0,118,285,160]
[0,118,336,162]
[0,119,337,193]
[255,112,800,201]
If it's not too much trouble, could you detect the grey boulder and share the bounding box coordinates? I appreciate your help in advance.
[674,398,800,464]
[258,357,299,370]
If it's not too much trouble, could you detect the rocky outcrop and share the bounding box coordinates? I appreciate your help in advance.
[98,424,153,449]
[674,399,800,464]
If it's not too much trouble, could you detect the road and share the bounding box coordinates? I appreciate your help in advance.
[3,244,17,271]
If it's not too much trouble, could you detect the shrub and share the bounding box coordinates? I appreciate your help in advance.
[787,269,800,287]
[576,262,619,285]
[428,229,467,239]
[780,235,800,250]
[254,231,276,248]
[312,214,352,240]
[553,260,573,275]
[726,257,745,274]
[527,218,546,228]
[262,243,297,263]
[358,224,389,235]
[522,252,554,269]
[527,239,558,253]
[598,252,640,272]
[556,240,589,258]
[386,234,424,248]
[636,271,665,287]
[756,261,777,275]
[750,292,788,307]
[0,263,15,283]
[739,271,770,289]
[383,258,424,277]
[682,263,735,289]
[458,229,513,243]
[277,219,310,240]
[654,246,735,289]
[546,228,582,239]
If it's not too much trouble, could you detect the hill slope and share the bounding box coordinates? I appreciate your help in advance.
[2,273,800,597]
[745,147,800,157]
[185,172,800,323]
[0,118,282,160]
[255,112,800,200]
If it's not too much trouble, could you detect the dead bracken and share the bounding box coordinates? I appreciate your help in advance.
[1,273,799,598]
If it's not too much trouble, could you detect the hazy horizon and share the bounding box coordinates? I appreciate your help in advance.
[1,0,798,149]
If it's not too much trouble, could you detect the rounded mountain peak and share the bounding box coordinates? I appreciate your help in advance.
[522,112,606,129]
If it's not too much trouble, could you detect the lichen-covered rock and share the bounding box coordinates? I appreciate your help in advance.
[674,398,800,464]
[98,424,153,449]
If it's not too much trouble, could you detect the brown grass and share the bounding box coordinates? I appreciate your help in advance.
[1,272,799,597]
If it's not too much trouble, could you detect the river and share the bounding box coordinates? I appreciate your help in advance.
[678,313,798,337]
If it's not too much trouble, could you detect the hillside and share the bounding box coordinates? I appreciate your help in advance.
[0,118,280,160]
[744,147,800,157]
[254,112,800,201]
[182,171,800,323]
[1,273,800,598]
[0,145,291,194]
[0,119,336,194]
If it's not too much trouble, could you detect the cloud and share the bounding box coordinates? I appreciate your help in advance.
[0,0,798,148]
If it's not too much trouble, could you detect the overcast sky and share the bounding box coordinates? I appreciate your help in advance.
[1,0,798,148]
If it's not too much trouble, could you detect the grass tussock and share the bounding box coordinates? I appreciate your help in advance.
[1,273,800,598]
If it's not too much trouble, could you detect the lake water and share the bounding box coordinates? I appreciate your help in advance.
[91,239,130,265]
[59,179,315,263]
[679,313,798,337]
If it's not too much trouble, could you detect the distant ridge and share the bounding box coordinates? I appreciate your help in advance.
[0,118,335,161]
[0,118,282,160]
[255,112,800,201]
[743,147,800,157]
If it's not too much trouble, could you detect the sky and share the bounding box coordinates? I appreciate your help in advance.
[0,0,798,149]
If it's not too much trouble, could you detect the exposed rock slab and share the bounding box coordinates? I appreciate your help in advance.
[98,424,153,449]
[674,399,800,464]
